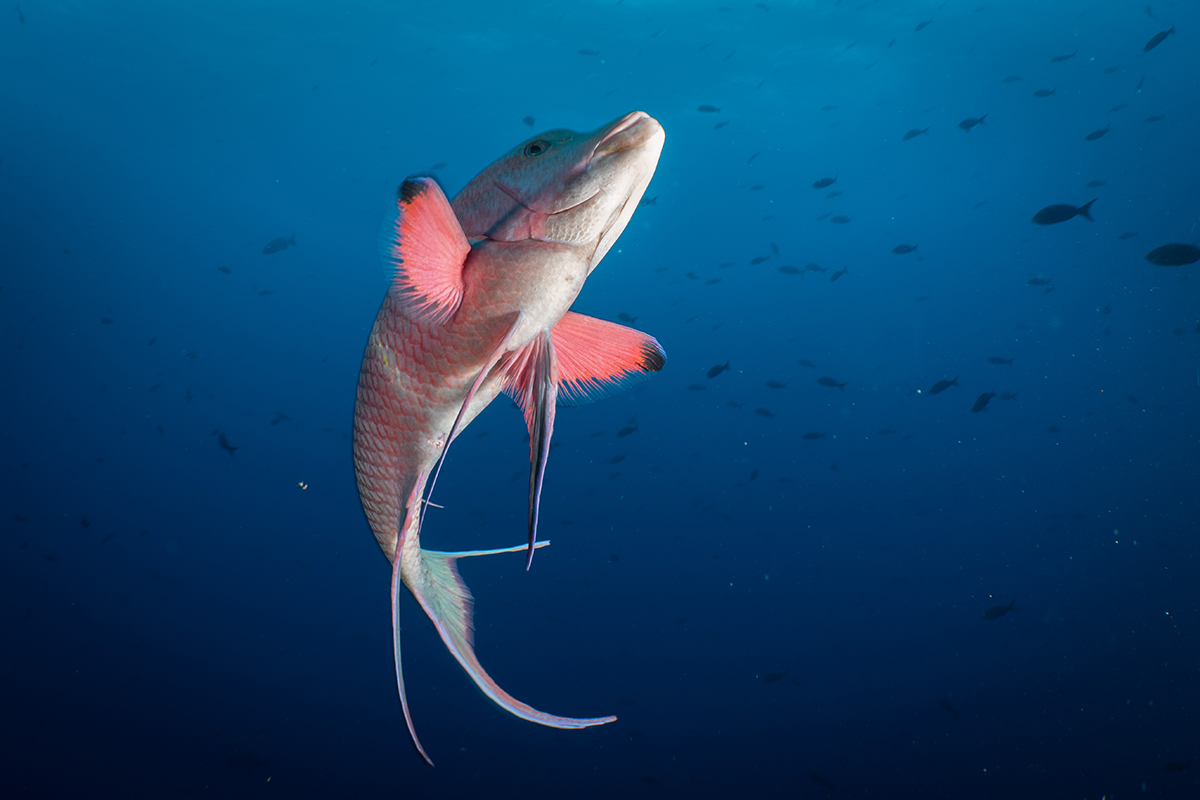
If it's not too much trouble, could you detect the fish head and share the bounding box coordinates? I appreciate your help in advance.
[452,111,664,272]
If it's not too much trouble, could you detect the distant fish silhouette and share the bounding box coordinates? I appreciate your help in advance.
[1032,88,1056,98]
[522,116,535,127]
[217,432,239,457]
[892,244,918,254]
[263,235,296,254]
[903,127,929,140]
[1050,51,1076,62]
[1143,26,1175,52]
[958,114,987,132]
[707,362,731,378]
[812,175,837,189]
[1032,200,1095,225]
[817,376,847,390]
[697,104,721,113]
[928,377,958,394]
[1144,244,1200,266]
[1084,125,1112,141]
[982,600,1016,620]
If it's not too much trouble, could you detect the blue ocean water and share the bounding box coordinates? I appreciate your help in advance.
[2,1,1198,797]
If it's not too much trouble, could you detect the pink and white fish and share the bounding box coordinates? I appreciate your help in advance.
[352,111,665,764]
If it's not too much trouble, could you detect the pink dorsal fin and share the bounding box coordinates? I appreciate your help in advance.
[379,177,468,325]
[551,311,666,404]
[498,331,558,569]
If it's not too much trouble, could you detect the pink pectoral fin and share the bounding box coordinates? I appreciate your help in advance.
[379,177,469,325]
[551,311,666,404]
[499,330,558,569]
[404,542,616,733]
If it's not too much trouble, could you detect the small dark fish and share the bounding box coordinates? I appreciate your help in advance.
[797,359,816,368]
[769,242,780,256]
[801,432,825,441]
[754,408,775,418]
[1110,103,1127,113]
[616,424,638,438]
[1143,25,1175,52]
[761,670,787,683]
[939,699,959,717]
[830,215,851,224]
[1144,114,1165,123]
[1032,199,1095,224]
[892,244,918,254]
[1001,75,1022,83]
[1145,244,1200,266]
[750,256,770,265]
[607,454,626,465]
[638,195,658,207]
[263,235,296,254]
[928,377,958,394]
[428,162,447,171]
[1032,88,1056,98]
[1103,65,1120,74]
[829,267,847,282]
[982,600,1016,620]
[747,151,760,164]
[766,381,787,389]
[707,362,731,378]
[697,104,721,113]
[804,261,825,272]
[817,376,848,390]
[903,127,929,140]
[1161,761,1190,773]
[687,384,707,391]
[217,432,239,457]
[914,19,932,32]
[1117,232,1139,241]
[258,289,273,296]
[148,382,163,391]
[749,184,765,192]
[685,272,698,280]
[987,357,1014,365]
[217,266,232,274]
[778,265,801,275]
[80,516,90,529]
[958,115,987,132]
[1084,124,1112,141]
[156,424,165,437]
[999,392,1018,400]
[617,312,638,323]
[971,391,997,413]
[1047,426,1061,433]
[1026,277,1052,286]
[812,176,837,189]
[714,121,729,129]
[1145,4,1156,19]
[1050,51,1076,62]
[825,190,843,198]
[100,317,114,325]
[522,116,535,127]
[809,773,836,790]
[12,514,28,523]
[1085,180,1106,188]
[578,49,600,56]
[1135,74,1146,92]
[816,212,831,221]
[270,411,291,426]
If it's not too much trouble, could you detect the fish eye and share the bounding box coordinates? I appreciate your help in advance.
[523,140,551,158]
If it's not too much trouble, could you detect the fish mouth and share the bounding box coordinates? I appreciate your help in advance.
[593,111,661,157]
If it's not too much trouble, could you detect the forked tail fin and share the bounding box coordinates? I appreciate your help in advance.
[395,539,615,762]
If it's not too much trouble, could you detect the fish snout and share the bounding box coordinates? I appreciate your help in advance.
[594,111,664,158]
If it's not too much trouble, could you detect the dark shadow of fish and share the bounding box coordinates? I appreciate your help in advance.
[928,377,958,394]
[982,599,1016,620]
[1032,200,1094,225]
[217,432,239,457]
[263,235,296,254]
[939,698,959,717]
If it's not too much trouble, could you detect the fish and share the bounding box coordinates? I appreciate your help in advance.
[928,377,958,394]
[1103,65,1120,74]
[1032,199,1095,225]
[971,391,997,412]
[578,49,599,56]
[914,19,932,32]
[829,267,847,281]
[1032,88,1056,98]
[697,104,721,113]
[819,105,837,111]
[1161,761,1190,773]
[217,266,232,274]
[1144,26,1174,52]
[1050,51,1076,62]
[987,357,1014,365]
[262,235,296,254]
[812,176,837,189]
[801,432,825,440]
[825,190,843,198]
[749,467,758,480]
[830,215,851,224]
[1145,244,1200,266]
[1026,277,1052,286]
[714,121,729,129]
[750,256,769,265]
[982,600,1016,620]
[80,516,90,528]
[797,359,816,368]
[761,670,787,683]
[747,151,761,163]
[617,423,639,438]
[765,380,787,389]
[777,265,801,275]
[1001,75,1022,83]
[351,111,665,764]
[1085,180,1106,188]
[1144,114,1165,124]
[217,432,239,457]
[816,212,831,221]
[1142,244,1200,266]
[707,361,731,378]
[523,116,535,127]
[903,127,929,140]
[754,408,775,418]
[817,376,847,390]
[1110,103,1127,112]
[958,115,987,132]
[939,699,959,717]
[892,244,917,254]
[1084,125,1112,141]
[617,312,639,323]
[1118,232,1139,240]
[999,392,1017,400]
[769,242,780,256]
[638,195,658,206]
[1135,75,1146,92]
[270,411,291,426]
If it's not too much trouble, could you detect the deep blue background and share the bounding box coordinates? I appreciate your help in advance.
[2,1,1198,797]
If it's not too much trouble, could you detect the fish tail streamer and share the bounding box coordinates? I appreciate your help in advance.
[400,540,617,731]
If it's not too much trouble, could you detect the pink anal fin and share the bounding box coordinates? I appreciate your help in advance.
[402,540,617,732]
[499,330,558,569]
[551,311,666,404]
[391,474,433,765]
[379,177,469,325]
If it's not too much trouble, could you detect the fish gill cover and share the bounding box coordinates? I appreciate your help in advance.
[0,1,1198,798]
